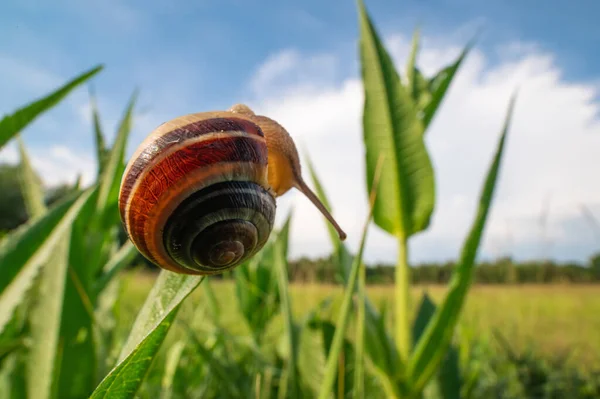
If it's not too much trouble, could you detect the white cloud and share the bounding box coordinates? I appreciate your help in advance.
[0,142,96,188]
[246,36,600,264]
[250,49,338,98]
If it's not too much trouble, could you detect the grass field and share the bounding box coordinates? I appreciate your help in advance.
[119,269,600,370]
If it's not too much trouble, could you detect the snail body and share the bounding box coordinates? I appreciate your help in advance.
[118,104,345,275]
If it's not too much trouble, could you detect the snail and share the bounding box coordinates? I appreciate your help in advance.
[118,104,346,275]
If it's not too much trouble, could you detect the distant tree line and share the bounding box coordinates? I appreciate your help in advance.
[285,254,600,284]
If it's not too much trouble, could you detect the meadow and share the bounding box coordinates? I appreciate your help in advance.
[120,270,600,369]
[1,0,599,398]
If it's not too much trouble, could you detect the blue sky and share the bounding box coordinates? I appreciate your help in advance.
[1,0,599,264]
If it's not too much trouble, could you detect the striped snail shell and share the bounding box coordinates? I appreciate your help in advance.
[118,104,346,275]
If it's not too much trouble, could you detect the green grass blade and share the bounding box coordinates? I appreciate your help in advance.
[358,0,434,238]
[408,94,517,394]
[17,136,46,218]
[117,271,203,363]
[182,323,243,398]
[318,154,382,399]
[90,308,179,399]
[0,65,103,149]
[306,151,404,379]
[26,228,71,399]
[89,88,108,176]
[437,346,461,399]
[406,28,420,100]
[412,293,436,345]
[422,42,473,129]
[202,279,220,324]
[91,271,204,399]
[274,215,299,399]
[317,205,373,399]
[0,189,91,334]
[413,68,433,114]
[95,242,138,294]
[160,341,185,399]
[353,259,366,399]
[95,91,137,226]
[412,293,461,399]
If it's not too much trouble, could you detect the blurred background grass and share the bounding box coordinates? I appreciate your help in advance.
[119,269,600,369]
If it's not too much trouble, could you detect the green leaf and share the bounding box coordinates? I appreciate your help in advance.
[201,279,220,324]
[160,341,185,399]
[409,94,516,394]
[297,318,327,396]
[422,42,473,129]
[95,276,123,382]
[95,242,138,294]
[90,271,203,399]
[26,227,71,399]
[233,236,280,341]
[0,65,103,149]
[274,215,300,399]
[306,150,403,383]
[353,259,366,399]
[437,346,461,399]
[413,68,433,113]
[317,189,375,399]
[182,323,243,398]
[57,250,98,398]
[0,189,92,334]
[95,91,137,227]
[412,293,437,345]
[412,293,462,399]
[358,0,434,238]
[17,136,47,218]
[406,27,420,100]
[89,88,108,177]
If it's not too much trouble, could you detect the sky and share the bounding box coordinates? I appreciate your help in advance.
[1,0,599,265]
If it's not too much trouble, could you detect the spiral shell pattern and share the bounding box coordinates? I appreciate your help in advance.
[118,112,275,275]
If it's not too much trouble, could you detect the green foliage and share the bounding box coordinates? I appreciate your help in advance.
[1,1,576,398]
[408,94,516,395]
[0,164,30,231]
[358,0,434,239]
[91,272,204,399]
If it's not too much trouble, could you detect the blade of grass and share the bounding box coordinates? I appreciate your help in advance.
[412,293,461,399]
[202,279,220,324]
[182,323,243,398]
[26,228,71,399]
[17,136,46,218]
[160,341,185,399]
[318,155,384,399]
[0,65,103,149]
[90,271,204,399]
[422,41,473,129]
[274,214,299,399]
[0,189,91,334]
[95,242,138,294]
[409,93,516,394]
[406,28,420,100]
[89,87,108,177]
[306,151,404,380]
[95,90,137,226]
[353,254,366,399]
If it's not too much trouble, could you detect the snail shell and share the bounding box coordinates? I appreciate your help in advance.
[119,104,345,275]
